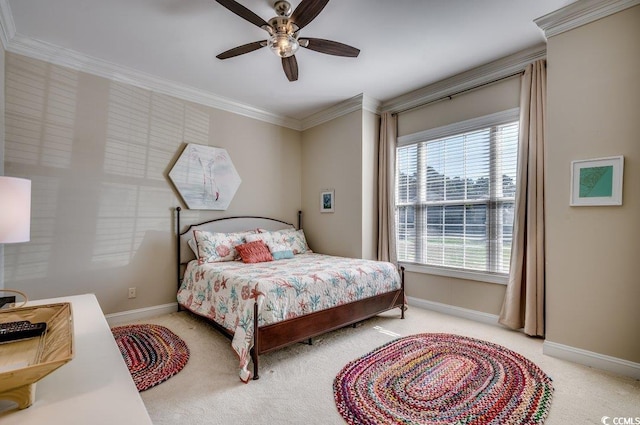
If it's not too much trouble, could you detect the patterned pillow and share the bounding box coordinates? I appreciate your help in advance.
[235,240,273,263]
[247,229,310,255]
[193,230,254,264]
[287,229,310,254]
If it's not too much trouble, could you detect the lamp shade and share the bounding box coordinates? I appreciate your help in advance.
[0,176,31,243]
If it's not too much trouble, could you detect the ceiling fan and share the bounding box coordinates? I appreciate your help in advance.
[214,0,360,82]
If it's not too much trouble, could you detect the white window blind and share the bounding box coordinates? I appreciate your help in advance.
[396,110,519,275]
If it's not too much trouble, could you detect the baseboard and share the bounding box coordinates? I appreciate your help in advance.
[106,299,640,379]
[407,296,640,379]
[543,340,640,380]
[406,296,500,326]
[105,302,178,326]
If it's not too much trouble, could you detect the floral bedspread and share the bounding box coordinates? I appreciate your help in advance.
[177,252,401,382]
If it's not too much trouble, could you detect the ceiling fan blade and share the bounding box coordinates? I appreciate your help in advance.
[282,56,299,82]
[290,0,329,30]
[216,41,266,59]
[215,0,269,29]
[300,38,360,57]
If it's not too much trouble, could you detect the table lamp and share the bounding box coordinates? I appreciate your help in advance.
[0,176,72,411]
[0,176,31,243]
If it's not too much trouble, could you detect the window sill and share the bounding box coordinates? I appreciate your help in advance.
[399,262,508,285]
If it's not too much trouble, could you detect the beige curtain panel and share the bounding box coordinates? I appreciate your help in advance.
[499,59,547,337]
[377,111,397,264]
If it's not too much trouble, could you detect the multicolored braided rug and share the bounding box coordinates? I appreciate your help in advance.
[334,333,553,425]
[112,324,190,392]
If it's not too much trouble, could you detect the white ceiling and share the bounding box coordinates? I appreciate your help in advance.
[4,0,575,122]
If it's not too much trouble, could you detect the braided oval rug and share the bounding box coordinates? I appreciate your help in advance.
[112,324,190,392]
[334,333,553,425]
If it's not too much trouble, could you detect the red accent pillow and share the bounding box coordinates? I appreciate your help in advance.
[235,240,273,264]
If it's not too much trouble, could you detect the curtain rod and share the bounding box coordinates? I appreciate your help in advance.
[392,71,524,116]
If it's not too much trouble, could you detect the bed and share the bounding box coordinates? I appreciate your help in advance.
[175,207,405,382]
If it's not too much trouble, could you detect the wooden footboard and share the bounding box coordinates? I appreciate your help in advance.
[250,267,405,380]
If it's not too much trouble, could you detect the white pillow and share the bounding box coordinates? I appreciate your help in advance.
[187,238,198,255]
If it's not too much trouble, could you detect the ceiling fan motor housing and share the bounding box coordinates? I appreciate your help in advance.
[274,1,293,17]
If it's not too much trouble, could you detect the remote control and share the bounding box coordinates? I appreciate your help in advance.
[0,320,47,343]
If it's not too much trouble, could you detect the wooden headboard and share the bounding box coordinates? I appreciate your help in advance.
[175,207,299,287]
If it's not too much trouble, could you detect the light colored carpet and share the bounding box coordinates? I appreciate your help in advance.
[129,306,640,425]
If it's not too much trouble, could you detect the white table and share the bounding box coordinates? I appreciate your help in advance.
[0,294,153,424]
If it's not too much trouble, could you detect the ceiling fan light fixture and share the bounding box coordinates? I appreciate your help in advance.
[268,33,299,58]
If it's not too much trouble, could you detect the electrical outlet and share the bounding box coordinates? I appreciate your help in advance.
[128,287,136,299]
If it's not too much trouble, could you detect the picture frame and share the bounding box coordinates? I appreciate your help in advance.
[168,143,241,210]
[320,190,335,213]
[570,156,623,206]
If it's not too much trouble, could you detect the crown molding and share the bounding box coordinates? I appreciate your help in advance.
[9,0,620,131]
[0,0,379,132]
[0,21,304,131]
[381,44,546,115]
[0,0,15,50]
[362,94,382,115]
[300,93,381,131]
[6,34,303,130]
[534,0,640,39]
[535,0,640,38]
[1,24,384,132]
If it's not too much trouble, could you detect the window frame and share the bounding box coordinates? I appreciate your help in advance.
[395,108,520,285]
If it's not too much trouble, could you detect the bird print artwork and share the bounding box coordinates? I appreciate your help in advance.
[169,143,242,210]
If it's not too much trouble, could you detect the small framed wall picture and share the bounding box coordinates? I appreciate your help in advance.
[570,156,624,206]
[320,190,335,213]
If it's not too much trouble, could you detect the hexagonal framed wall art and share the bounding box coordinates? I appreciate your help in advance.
[169,143,241,210]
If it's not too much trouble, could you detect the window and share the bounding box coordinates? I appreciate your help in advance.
[396,109,519,279]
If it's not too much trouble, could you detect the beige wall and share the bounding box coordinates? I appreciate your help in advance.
[300,106,379,260]
[545,6,640,362]
[301,110,363,258]
[405,272,507,313]
[398,76,521,138]
[3,53,301,314]
[397,76,521,315]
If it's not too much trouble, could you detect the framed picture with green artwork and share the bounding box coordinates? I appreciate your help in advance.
[570,156,623,206]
